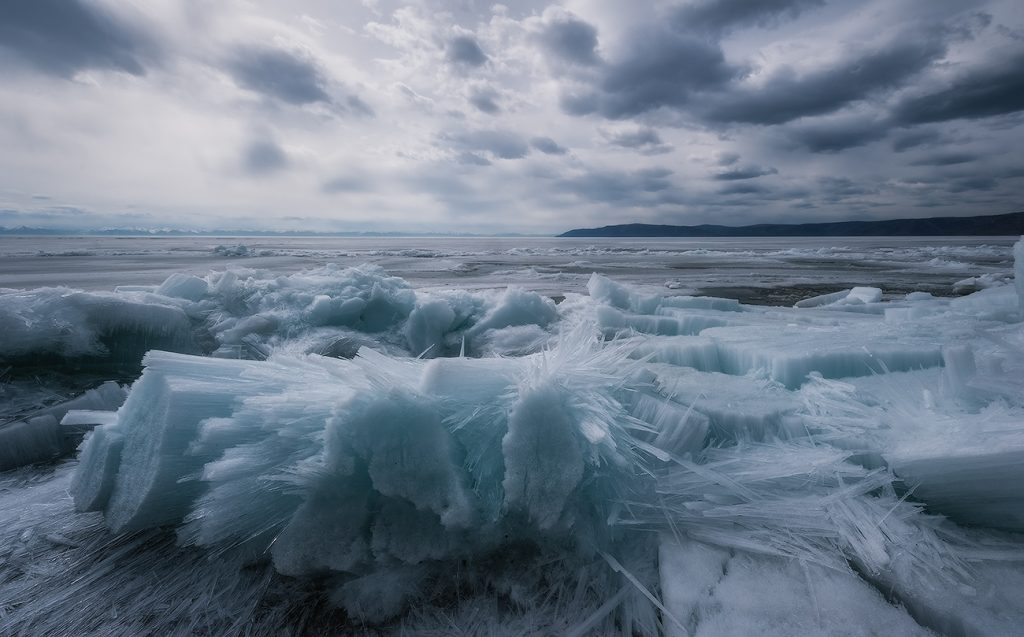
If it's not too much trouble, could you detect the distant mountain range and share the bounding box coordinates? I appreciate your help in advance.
[560,211,1024,238]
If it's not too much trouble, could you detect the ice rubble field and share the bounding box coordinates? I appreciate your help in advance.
[0,240,1023,636]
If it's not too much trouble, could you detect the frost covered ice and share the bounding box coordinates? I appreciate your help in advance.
[1,238,1024,635]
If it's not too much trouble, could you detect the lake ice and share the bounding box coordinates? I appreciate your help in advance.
[1,236,1022,636]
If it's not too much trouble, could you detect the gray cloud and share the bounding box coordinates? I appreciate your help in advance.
[447,35,487,67]
[562,28,737,118]
[530,136,568,155]
[892,49,1024,124]
[718,182,766,195]
[818,177,876,201]
[555,167,679,205]
[704,36,947,125]
[468,87,500,114]
[714,165,778,180]
[322,175,369,193]
[601,126,673,155]
[226,44,373,115]
[538,13,600,66]
[891,129,943,152]
[948,176,997,192]
[243,138,289,175]
[228,45,332,105]
[456,152,492,166]
[909,152,977,167]
[715,152,740,166]
[671,0,824,35]
[786,116,889,153]
[0,0,157,76]
[443,129,530,160]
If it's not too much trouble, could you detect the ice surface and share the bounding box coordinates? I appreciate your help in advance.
[3,239,1024,634]
[659,535,934,637]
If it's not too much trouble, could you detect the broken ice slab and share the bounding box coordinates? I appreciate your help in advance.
[794,286,882,308]
[588,272,743,315]
[76,351,281,532]
[0,416,63,472]
[597,306,733,337]
[627,391,710,456]
[627,335,724,372]
[626,323,943,390]
[648,365,801,442]
[60,409,119,437]
[889,443,1024,531]
[0,288,198,367]
[701,323,943,388]
[658,535,933,637]
[0,381,127,472]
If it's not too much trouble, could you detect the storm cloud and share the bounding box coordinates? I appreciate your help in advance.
[0,0,158,76]
[0,0,1020,233]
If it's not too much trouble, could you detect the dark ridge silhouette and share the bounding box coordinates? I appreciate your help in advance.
[560,211,1024,237]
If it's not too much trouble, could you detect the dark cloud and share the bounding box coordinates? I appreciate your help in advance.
[715,152,740,166]
[342,95,375,117]
[564,28,737,118]
[555,167,678,205]
[672,0,824,35]
[714,165,777,180]
[0,0,156,76]
[718,182,766,195]
[456,152,492,166]
[468,87,500,114]
[892,50,1024,124]
[604,127,660,147]
[447,35,488,67]
[443,129,530,159]
[705,36,946,125]
[243,139,288,175]
[818,177,876,200]
[530,136,568,155]
[601,126,672,154]
[538,13,600,66]
[948,176,997,192]
[226,45,372,115]
[228,45,331,105]
[786,116,888,152]
[891,129,942,152]
[909,152,977,166]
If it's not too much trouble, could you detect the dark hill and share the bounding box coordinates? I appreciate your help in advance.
[560,211,1024,237]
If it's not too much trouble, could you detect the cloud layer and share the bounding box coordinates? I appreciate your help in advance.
[0,0,1021,233]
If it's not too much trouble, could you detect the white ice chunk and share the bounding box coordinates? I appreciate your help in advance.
[156,273,208,301]
[0,288,196,362]
[795,286,882,308]
[650,365,800,441]
[702,323,943,388]
[502,384,585,530]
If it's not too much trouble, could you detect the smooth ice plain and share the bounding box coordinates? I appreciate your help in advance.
[1,236,1023,636]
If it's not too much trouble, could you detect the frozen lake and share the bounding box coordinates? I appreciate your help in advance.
[1,235,1023,636]
[0,235,1016,303]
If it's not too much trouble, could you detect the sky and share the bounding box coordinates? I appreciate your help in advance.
[1,0,1022,234]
